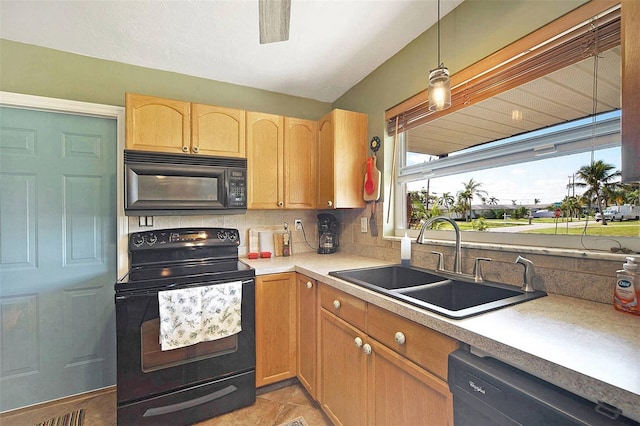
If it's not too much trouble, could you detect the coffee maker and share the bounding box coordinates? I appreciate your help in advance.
[317,213,339,254]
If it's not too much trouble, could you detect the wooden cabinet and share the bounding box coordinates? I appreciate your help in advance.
[191,103,245,157]
[246,113,317,209]
[320,309,368,426]
[296,274,318,399]
[125,93,190,153]
[255,273,297,387]
[125,93,246,157]
[317,109,368,209]
[284,117,317,209]
[318,283,456,425]
[246,112,284,209]
[367,339,454,426]
[367,303,458,381]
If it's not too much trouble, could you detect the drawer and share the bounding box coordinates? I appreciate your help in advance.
[320,284,366,331]
[367,304,459,380]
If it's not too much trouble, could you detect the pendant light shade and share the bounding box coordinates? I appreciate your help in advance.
[428,65,451,111]
[428,0,451,112]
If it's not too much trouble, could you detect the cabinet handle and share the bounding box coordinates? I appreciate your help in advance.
[354,337,363,348]
[327,200,333,207]
[333,299,341,309]
[394,332,406,345]
[277,201,284,207]
[192,146,199,153]
[306,281,313,289]
[182,146,189,153]
[363,343,372,355]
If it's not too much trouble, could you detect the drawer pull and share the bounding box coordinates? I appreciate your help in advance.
[306,281,313,289]
[363,343,372,355]
[354,337,363,348]
[333,299,341,309]
[394,332,406,345]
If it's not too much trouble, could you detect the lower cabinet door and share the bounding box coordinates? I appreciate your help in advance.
[297,274,317,398]
[255,273,297,387]
[368,339,454,426]
[319,310,368,426]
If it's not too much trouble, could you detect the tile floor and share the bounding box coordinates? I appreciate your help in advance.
[0,383,331,426]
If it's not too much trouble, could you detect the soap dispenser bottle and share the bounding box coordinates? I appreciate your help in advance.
[614,256,639,315]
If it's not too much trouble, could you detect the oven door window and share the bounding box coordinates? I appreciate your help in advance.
[141,319,237,372]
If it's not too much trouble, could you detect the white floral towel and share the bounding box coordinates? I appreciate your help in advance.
[158,281,243,351]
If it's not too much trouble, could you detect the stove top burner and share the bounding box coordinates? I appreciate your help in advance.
[118,227,254,293]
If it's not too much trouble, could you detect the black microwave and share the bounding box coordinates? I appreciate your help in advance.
[124,150,247,216]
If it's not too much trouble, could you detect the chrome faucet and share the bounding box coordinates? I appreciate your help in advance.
[515,255,536,292]
[417,216,461,274]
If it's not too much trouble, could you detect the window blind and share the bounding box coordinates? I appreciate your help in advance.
[386,4,620,137]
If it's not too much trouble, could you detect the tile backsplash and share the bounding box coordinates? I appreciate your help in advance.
[127,210,321,256]
[126,204,624,305]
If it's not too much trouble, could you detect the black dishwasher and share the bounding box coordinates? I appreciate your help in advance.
[448,349,639,426]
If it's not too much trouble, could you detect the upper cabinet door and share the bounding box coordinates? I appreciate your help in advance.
[125,93,190,153]
[247,111,284,209]
[317,109,367,209]
[285,117,317,209]
[317,114,335,208]
[192,104,246,157]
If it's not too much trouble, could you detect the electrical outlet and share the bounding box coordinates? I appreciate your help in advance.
[360,217,368,233]
[294,219,303,231]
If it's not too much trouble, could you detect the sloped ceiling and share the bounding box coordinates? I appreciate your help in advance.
[0,0,463,103]
[408,46,621,156]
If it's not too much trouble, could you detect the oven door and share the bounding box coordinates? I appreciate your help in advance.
[115,279,255,404]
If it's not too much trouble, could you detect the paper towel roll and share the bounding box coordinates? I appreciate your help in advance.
[259,231,275,254]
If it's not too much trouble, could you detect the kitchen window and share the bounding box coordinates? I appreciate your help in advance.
[393,110,639,253]
[387,2,639,254]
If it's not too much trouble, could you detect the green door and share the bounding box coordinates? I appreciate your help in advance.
[0,106,117,411]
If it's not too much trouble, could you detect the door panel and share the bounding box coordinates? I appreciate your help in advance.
[0,106,117,411]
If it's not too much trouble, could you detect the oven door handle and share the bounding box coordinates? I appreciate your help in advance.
[115,279,254,300]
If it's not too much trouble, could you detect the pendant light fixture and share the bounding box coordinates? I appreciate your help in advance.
[428,0,451,111]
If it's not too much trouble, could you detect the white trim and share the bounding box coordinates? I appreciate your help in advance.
[398,114,621,183]
[1,91,129,277]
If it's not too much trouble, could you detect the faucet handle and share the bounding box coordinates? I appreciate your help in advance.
[431,251,445,271]
[515,255,536,292]
[473,257,492,282]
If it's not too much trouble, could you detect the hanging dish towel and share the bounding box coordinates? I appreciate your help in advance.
[158,281,243,351]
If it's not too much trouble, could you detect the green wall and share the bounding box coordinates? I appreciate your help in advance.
[0,39,331,120]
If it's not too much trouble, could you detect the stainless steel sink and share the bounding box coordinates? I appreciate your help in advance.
[329,265,546,319]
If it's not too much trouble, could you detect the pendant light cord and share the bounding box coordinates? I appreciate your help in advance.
[437,0,441,67]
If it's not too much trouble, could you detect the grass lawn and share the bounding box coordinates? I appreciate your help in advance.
[438,218,639,237]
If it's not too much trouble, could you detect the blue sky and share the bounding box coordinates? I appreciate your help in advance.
[409,147,621,206]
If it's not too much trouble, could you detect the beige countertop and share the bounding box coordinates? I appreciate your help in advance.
[243,252,640,422]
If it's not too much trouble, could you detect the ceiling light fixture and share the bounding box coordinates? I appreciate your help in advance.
[428,0,451,111]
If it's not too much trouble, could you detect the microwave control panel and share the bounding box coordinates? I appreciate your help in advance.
[228,169,247,208]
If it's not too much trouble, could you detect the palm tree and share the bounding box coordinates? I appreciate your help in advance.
[488,196,499,205]
[534,198,541,205]
[438,192,455,216]
[457,178,488,221]
[574,160,620,225]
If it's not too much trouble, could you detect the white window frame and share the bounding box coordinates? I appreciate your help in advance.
[393,111,640,254]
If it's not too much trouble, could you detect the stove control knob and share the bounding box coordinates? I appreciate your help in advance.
[228,231,238,242]
[217,230,227,240]
[132,234,145,247]
[147,233,158,245]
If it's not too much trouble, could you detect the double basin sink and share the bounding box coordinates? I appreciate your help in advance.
[329,265,546,319]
